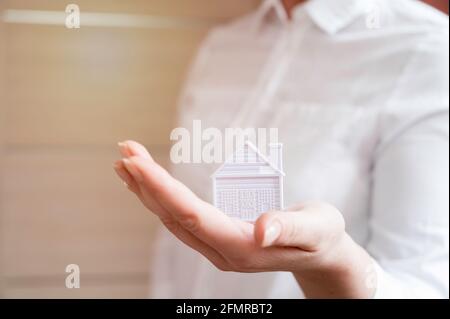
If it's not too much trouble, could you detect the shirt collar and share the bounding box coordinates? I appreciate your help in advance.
[257,0,371,34]
[255,0,289,28]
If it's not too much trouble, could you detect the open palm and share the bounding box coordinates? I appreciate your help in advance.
[113,140,349,275]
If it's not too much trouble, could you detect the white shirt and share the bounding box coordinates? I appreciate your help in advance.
[150,0,449,298]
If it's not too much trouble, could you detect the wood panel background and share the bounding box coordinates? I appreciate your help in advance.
[0,0,260,298]
[0,0,7,296]
[0,0,447,300]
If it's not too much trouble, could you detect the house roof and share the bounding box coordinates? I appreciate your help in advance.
[211,141,285,178]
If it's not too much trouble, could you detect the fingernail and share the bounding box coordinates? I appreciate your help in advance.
[118,142,131,157]
[134,146,152,160]
[113,162,132,185]
[123,159,143,182]
[262,220,282,247]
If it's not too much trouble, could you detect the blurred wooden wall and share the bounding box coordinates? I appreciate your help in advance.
[0,0,7,297]
[0,0,259,298]
[2,0,444,300]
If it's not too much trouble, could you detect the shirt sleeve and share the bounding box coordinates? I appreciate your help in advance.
[369,112,449,298]
[368,30,449,298]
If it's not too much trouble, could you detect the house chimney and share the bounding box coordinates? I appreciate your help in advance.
[268,143,283,172]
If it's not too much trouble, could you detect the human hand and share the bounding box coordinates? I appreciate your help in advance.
[113,140,375,298]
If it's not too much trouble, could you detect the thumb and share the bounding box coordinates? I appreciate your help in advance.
[254,202,344,251]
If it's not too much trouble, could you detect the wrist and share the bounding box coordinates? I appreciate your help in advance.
[292,232,375,298]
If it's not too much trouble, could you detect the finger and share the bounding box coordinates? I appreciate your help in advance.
[113,160,230,270]
[133,172,175,220]
[160,217,230,271]
[120,156,211,228]
[118,140,152,159]
[127,170,231,270]
[254,202,345,250]
[114,158,172,213]
[117,157,173,221]
[123,156,249,253]
[115,143,232,270]
[113,160,140,193]
[123,157,250,266]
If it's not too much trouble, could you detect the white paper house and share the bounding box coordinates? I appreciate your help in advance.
[212,141,285,221]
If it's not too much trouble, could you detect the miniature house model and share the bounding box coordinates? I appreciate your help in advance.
[212,141,284,221]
